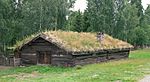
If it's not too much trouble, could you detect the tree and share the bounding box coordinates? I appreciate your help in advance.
[82,10,90,32]
[142,5,150,45]
[0,0,76,54]
[132,27,148,47]
[66,11,84,32]
[131,0,143,25]
[143,5,150,25]
[114,0,139,43]
[22,0,75,34]
[86,0,115,34]
[0,0,15,54]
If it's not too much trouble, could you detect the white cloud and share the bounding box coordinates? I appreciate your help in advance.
[142,0,150,9]
[72,0,87,12]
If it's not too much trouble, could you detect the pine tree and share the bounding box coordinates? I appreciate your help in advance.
[66,11,84,32]
[143,5,150,45]
[144,5,150,25]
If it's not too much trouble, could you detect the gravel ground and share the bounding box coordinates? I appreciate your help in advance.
[139,75,150,82]
[0,66,12,70]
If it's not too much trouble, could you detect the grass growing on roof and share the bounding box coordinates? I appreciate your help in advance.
[14,33,39,50]
[14,30,133,52]
[1,49,150,82]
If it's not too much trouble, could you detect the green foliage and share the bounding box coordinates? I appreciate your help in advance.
[144,5,150,25]
[141,5,150,45]
[131,0,144,25]
[114,0,140,43]
[75,65,82,70]
[22,0,75,32]
[132,27,148,46]
[0,0,16,54]
[66,11,84,32]
[85,0,115,34]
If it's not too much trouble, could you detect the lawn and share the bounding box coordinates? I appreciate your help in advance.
[0,49,150,82]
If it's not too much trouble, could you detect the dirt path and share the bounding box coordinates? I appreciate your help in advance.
[0,66,12,70]
[139,75,150,82]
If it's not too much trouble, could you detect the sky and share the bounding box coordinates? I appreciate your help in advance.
[73,0,150,12]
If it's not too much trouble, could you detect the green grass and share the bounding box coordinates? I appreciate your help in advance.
[1,49,150,82]
[129,49,150,59]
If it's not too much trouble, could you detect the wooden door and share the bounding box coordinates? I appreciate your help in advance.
[37,52,51,64]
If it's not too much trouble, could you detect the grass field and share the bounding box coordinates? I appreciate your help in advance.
[0,49,150,82]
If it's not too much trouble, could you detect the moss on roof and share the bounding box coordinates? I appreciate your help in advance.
[14,30,133,52]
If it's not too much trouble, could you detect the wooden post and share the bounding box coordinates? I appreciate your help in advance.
[36,52,39,65]
[13,57,15,67]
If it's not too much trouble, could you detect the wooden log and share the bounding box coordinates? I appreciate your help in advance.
[52,57,71,61]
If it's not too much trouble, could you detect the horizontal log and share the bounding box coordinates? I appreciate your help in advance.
[28,43,52,46]
[52,58,71,61]
[73,54,107,60]
[72,48,130,55]
[21,45,64,53]
[52,55,72,58]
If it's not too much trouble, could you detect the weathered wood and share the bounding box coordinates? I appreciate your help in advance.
[72,48,130,55]
[73,50,130,66]
[52,55,72,60]
[17,37,70,66]
[51,60,74,67]
[0,57,4,65]
[73,54,106,60]
[14,58,21,66]
[21,54,37,65]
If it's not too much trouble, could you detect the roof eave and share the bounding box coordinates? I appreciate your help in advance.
[71,47,132,55]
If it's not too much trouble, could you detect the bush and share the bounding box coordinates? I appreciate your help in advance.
[75,65,82,70]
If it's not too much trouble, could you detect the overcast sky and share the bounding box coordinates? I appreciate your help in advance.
[73,0,150,12]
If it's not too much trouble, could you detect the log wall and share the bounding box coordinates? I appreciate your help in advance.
[73,50,130,66]
[19,37,72,66]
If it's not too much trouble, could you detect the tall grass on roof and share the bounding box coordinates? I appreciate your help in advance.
[14,30,133,52]
[14,33,39,50]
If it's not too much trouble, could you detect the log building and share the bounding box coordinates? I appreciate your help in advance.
[14,31,133,66]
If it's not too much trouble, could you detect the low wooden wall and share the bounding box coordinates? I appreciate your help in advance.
[51,54,74,67]
[0,57,3,65]
[73,50,129,66]
[0,56,21,66]
[15,49,130,67]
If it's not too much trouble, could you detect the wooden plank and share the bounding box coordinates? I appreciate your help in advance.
[107,51,129,60]
[52,55,72,58]
[52,58,71,61]
[28,42,51,46]
[21,55,37,64]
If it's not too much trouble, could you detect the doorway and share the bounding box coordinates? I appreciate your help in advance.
[37,52,51,64]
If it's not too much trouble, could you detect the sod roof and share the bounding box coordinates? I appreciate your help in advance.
[15,31,133,52]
